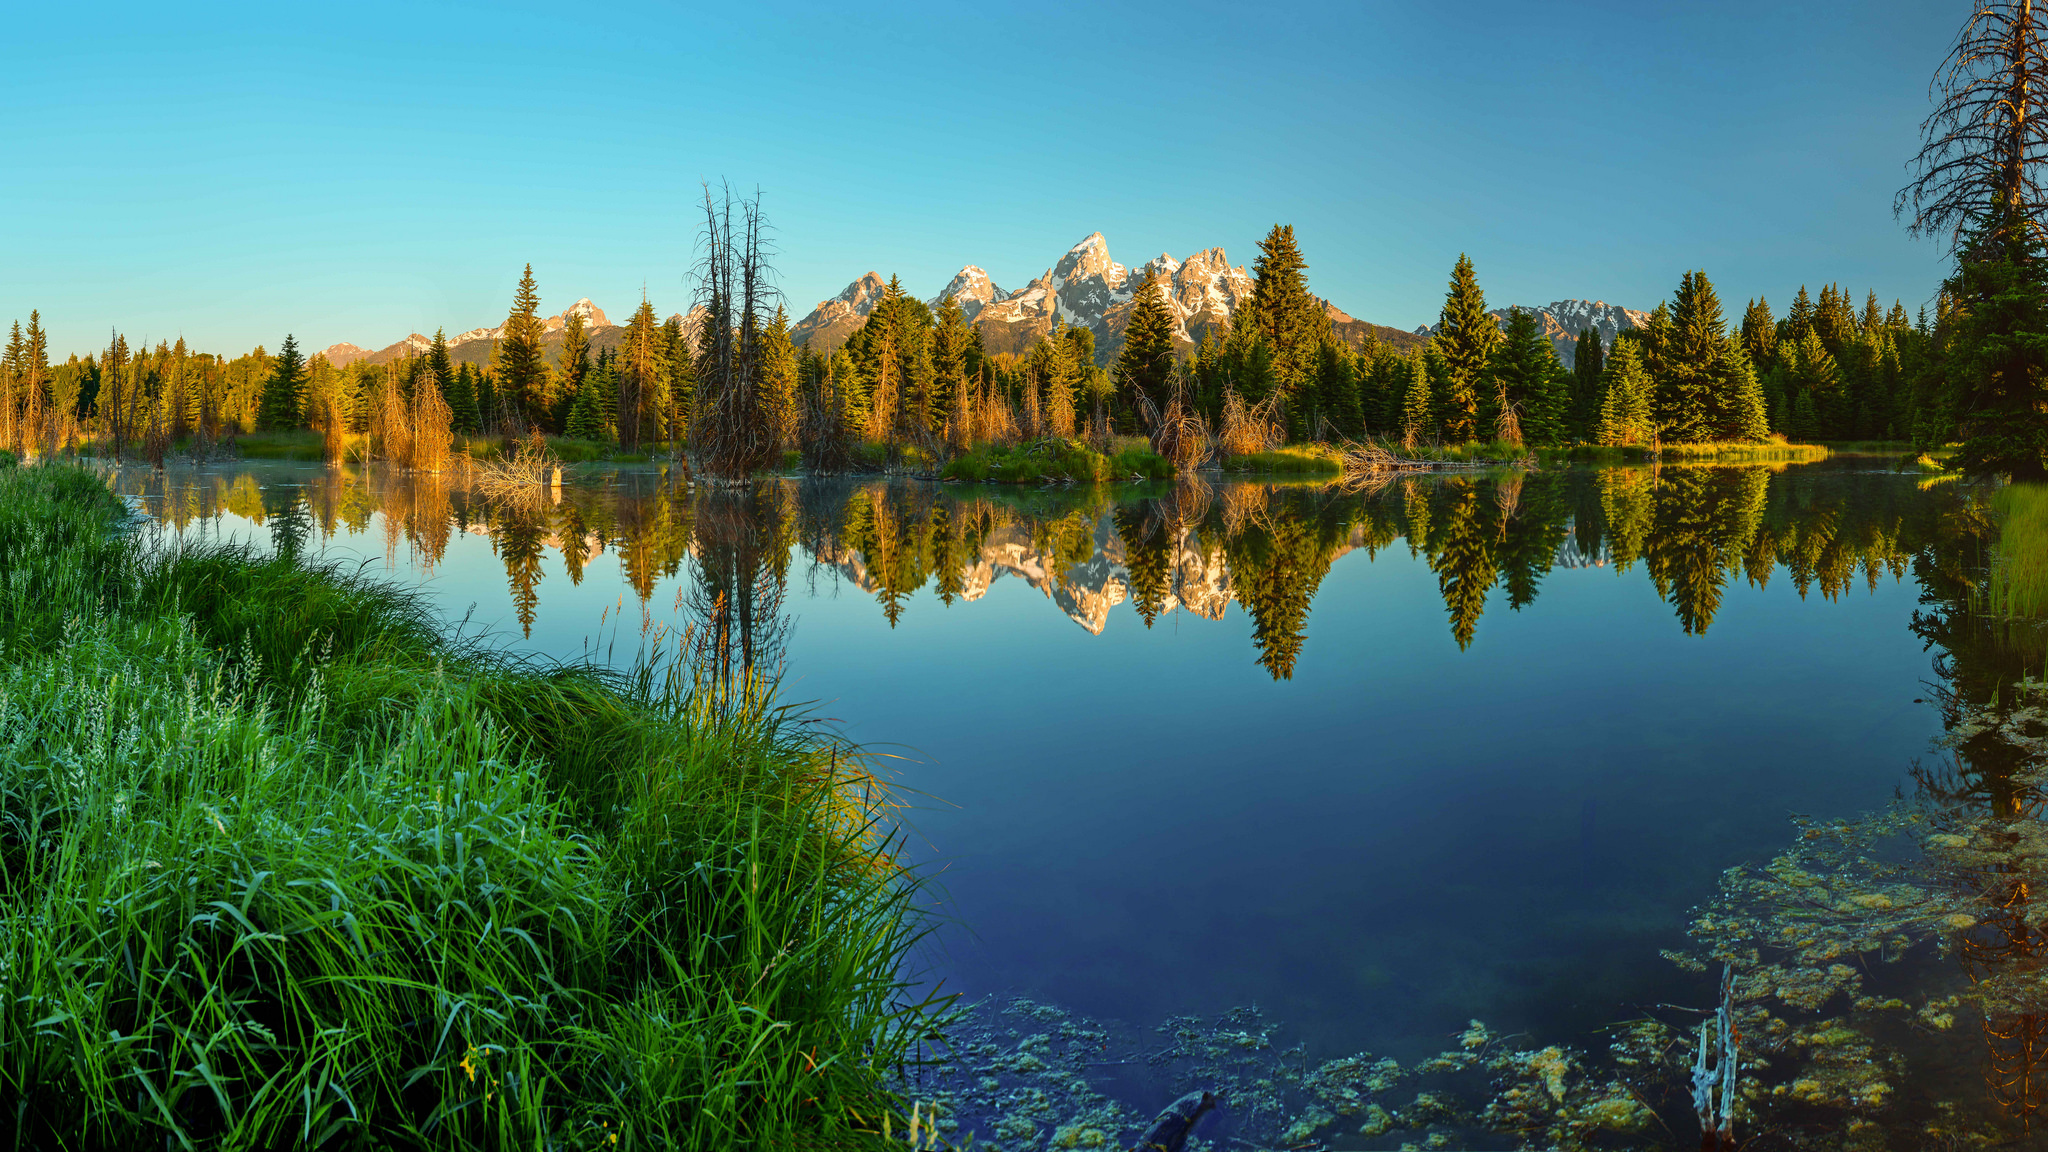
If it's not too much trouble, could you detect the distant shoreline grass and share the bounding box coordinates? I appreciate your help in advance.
[0,460,931,1148]
[1992,482,2048,620]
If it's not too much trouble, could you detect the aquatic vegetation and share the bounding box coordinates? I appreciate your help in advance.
[0,464,938,1148]
[1988,482,2048,619]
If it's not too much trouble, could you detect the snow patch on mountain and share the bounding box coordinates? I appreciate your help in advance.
[927,265,1009,321]
[1417,299,1651,367]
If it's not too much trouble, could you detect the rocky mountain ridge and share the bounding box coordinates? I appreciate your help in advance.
[817,510,1389,635]
[321,299,712,372]
[1415,299,1650,368]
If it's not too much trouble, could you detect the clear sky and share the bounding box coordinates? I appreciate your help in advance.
[2,1,1958,359]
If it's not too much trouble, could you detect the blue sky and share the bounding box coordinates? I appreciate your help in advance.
[3,1,1956,358]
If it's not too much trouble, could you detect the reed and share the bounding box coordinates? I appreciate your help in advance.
[0,463,936,1149]
[1991,482,2048,620]
[1216,389,1282,460]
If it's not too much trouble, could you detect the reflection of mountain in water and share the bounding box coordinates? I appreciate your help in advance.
[816,516,1254,634]
[113,464,1981,678]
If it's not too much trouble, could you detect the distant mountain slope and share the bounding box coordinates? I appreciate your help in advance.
[317,342,371,368]
[788,273,887,352]
[791,232,1416,365]
[1324,301,1428,355]
[1414,299,1648,367]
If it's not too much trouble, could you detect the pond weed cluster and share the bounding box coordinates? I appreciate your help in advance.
[0,463,937,1149]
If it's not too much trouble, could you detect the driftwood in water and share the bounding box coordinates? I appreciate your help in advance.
[1131,1090,1216,1152]
[1690,965,1739,1152]
[1335,437,1525,481]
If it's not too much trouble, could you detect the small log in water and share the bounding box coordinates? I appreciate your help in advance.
[1132,1090,1216,1152]
[1335,437,1528,485]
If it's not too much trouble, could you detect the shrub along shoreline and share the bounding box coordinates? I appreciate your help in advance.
[0,462,932,1149]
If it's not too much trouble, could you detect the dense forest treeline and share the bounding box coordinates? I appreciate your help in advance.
[0,235,1970,468]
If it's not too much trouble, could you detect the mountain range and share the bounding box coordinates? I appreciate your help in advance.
[316,236,1643,375]
[788,232,1428,365]
[1415,300,1650,368]
[318,300,708,373]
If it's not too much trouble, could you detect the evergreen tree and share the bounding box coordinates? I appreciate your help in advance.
[661,314,693,436]
[1314,339,1363,438]
[932,296,973,433]
[593,349,619,433]
[1740,298,1778,372]
[427,329,455,401]
[22,311,49,436]
[757,306,799,448]
[493,264,548,428]
[447,362,480,434]
[1568,325,1605,440]
[619,298,662,447]
[1244,224,1329,392]
[1787,327,1841,439]
[1433,254,1495,441]
[565,366,607,440]
[1401,354,1433,444]
[256,334,307,430]
[1597,336,1655,445]
[1654,270,1764,441]
[1720,335,1772,441]
[1781,286,1816,349]
[3,321,21,387]
[1115,271,1178,416]
[1937,218,2048,477]
[556,311,591,431]
[1489,308,1568,443]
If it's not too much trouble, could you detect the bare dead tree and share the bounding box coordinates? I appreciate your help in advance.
[691,183,783,482]
[1898,0,2048,251]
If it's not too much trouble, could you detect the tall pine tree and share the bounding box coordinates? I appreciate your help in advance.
[1569,325,1605,440]
[256,335,307,430]
[1433,254,1495,442]
[1244,224,1328,394]
[1115,271,1178,416]
[556,312,591,433]
[493,264,547,429]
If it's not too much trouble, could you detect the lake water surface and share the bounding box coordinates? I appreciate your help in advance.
[111,457,2026,1141]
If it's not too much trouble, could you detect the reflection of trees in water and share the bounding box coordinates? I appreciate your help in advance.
[1904,485,2048,1130]
[683,487,792,706]
[1670,481,2048,1144]
[117,464,1979,678]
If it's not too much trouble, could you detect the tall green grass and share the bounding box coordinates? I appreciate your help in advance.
[0,463,934,1149]
[1991,482,2048,620]
[1218,445,1342,475]
[941,441,1171,483]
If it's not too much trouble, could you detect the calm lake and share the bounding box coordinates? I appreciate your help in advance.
[110,457,2017,1136]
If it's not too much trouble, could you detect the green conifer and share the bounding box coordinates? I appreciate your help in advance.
[1115,272,1178,415]
[1433,254,1495,441]
[256,334,307,430]
[447,362,480,434]
[493,264,547,428]
[428,329,455,399]
[1245,224,1329,391]
[1489,308,1567,443]
[556,312,591,432]
[1569,325,1605,440]
[619,299,662,447]
[1740,298,1777,372]
[1401,354,1433,444]
[1597,337,1654,445]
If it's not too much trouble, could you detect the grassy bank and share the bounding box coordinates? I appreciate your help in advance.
[79,430,678,466]
[1992,482,2048,619]
[1543,438,1831,465]
[941,440,1172,483]
[0,462,929,1149]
